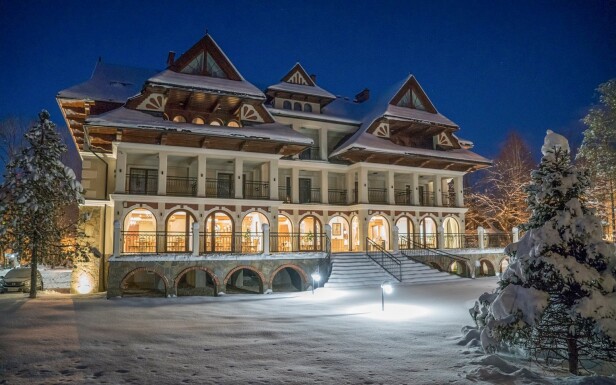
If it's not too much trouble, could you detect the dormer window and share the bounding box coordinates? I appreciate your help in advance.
[397,89,426,111]
[209,119,222,126]
[192,117,205,125]
[283,101,292,110]
[293,102,302,111]
[227,120,240,128]
[173,115,186,123]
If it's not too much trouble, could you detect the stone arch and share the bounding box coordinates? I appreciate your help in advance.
[499,257,510,273]
[240,210,270,232]
[224,265,266,294]
[163,205,199,224]
[479,259,496,276]
[269,263,309,292]
[175,266,220,296]
[448,260,470,278]
[120,267,169,297]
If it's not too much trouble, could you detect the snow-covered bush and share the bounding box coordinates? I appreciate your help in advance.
[470,130,616,375]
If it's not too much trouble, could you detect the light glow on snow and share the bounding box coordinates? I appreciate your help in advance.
[76,273,93,294]
[347,303,431,321]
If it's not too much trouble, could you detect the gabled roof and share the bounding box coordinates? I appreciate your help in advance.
[146,70,265,99]
[266,63,336,102]
[57,61,158,103]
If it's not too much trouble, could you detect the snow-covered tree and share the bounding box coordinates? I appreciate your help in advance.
[0,111,87,298]
[577,79,616,241]
[471,130,616,375]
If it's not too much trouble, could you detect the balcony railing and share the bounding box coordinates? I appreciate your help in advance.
[394,190,412,205]
[442,192,457,207]
[368,188,388,204]
[299,188,321,204]
[206,178,234,198]
[270,232,326,252]
[278,186,292,203]
[200,232,263,254]
[244,181,269,200]
[166,176,197,197]
[298,146,320,160]
[126,175,158,195]
[121,231,193,254]
[328,189,347,204]
[419,191,435,206]
[484,232,512,248]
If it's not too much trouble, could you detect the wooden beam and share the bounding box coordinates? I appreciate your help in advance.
[393,158,406,165]
[200,138,209,148]
[418,160,430,167]
[275,144,287,154]
[238,140,249,151]
[443,163,455,170]
[159,133,167,145]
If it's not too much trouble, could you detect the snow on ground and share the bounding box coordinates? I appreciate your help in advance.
[0,278,614,385]
[1,266,71,290]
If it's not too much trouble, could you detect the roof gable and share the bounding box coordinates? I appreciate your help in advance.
[170,34,243,81]
[281,63,316,86]
[389,75,437,114]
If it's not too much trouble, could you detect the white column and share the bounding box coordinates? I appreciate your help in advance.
[387,170,395,204]
[411,173,420,205]
[269,160,279,200]
[435,175,442,206]
[158,152,167,195]
[319,127,328,161]
[113,220,121,257]
[262,223,270,254]
[116,150,127,193]
[291,167,299,203]
[357,209,368,251]
[454,176,464,207]
[197,154,206,197]
[392,225,399,253]
[478,226,485,249]
[192,222,200,256]
[234,158,243,199]
[512,227,519,243]
[320,169,329,204]
[358,167,368,204]
[346,171,355,204]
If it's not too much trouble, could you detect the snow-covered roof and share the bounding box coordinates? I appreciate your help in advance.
[147,70,265,99]
[57,62,158,103]
[267,81,336,100]
[268,107,362,126]
[86,107,313,145]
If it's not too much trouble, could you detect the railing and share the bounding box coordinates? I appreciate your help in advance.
[394,190,412,205]
[365,238,402,282]
[206,178,234,198]
[398,233,438,249]
[328,189,347,204]
[399,235,471,276]
[269,232,327,252]
[484,232,512,248]
[200,232,263,254]
[244,181,269,200]
[126,175,158,195]
[278,186,291,203]
[299,188,321,204]
[419,191,435,206]
[442,233,478,249]
[298,146,321,160]
[121,231,193,254]
[352,189,358,204]
[441,192,457,207]
[166,176,197,197]
[368,188,388,204]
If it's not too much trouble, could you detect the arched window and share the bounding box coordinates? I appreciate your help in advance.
[293,102,302,111]
[241,212,269,253]
[419,217,438,248]
[283,101,292,110]
[443,217,460,248]
[123,208,157,253]
[227,120,240,128]
[328,216,350,252]
[173,115,186,123]
[299,216,321,251]
[192,117,205,125]
[204,211,234,252]
[209,119,222,126]
[396,217,414,248]
[165,210,195,252]
[303,103,312,113]
[275,214,293,252]
[368,215,390,250]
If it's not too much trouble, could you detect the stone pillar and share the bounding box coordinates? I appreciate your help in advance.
[392,225,399,253]
[411,173,420,205]
[157,152,168,195]
[454,176,464,207]
[197,154,206,197]
[192,222,200,256]
[358,208,369,251]
[234,158,243,199]
[478,226,485,249]
[346,171,355,204]
[358,167,368,204]
[262,223,270,254]
[291,167,299,203]
[116,150,127,193]
[269,160,279,200]
[512,226,519,243]
[113,220,121,257]
[387,170,395,204]
[435,175,442,206]
[324,224,332,253]
[319,127,328,160]
[438,224,445,249]
[321,169,329,204]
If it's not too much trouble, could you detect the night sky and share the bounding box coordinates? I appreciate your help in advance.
[1,0,615,160]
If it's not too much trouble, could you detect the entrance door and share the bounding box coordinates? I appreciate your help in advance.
[217,173,233,198]
[299,178,311,203]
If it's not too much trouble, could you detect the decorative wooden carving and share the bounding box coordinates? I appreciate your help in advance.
[136,93,167,112]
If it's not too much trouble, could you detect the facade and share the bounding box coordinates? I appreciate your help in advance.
[56,34,491,296]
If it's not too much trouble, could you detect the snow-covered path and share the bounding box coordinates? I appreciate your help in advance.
[0,278,613,384]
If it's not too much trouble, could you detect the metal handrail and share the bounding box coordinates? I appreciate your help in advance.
[244,181,269,200]
[399,235,469,264]
[328,189,347,204]
[200,232,263,254]
[205,178,234,198]
[166,176,197,197]
[299,146,320,160]
[299,188,321,204]
[126,175,158,195]
[269,232,327,252]
[368,188,388,204]
[365,238,402,282]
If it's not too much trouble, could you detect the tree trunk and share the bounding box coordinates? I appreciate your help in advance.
[610,178,615,242]
[567,332,579,375]
[29,240,38,299]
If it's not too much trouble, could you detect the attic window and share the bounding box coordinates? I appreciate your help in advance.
[181,52,204,75]
[206,53,226,79]
[192,117,205,125]
[173,115,186,123]
[209,119,222,126]
[397,89,426,110]
[227,120,240,128]
[411,90,425,110]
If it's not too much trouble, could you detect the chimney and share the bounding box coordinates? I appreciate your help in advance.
[167,51,176,67]
[310,74,317,83]
[354,88,370,103]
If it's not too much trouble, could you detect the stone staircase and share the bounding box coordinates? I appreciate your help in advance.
[324,251,464,289]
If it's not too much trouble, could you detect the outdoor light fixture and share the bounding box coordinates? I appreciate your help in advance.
[381,281,393,311]
[311,271,321,294]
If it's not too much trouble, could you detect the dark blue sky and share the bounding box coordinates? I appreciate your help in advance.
[1,1,615,159]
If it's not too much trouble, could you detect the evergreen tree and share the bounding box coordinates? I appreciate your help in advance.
[471,130,616,375]
[0,111,86,298]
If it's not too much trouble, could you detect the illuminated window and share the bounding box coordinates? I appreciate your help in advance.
[173,115,186,123]
[192,117,205,125]
[227,120,240,128]
[209,119,222,126]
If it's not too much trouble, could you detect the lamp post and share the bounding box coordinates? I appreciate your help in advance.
[381,281,393,311]
[311,272,321,294]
